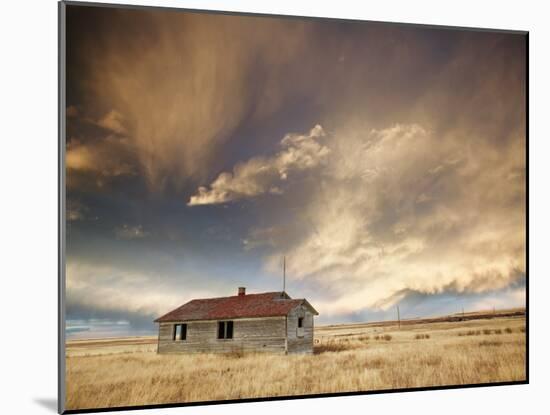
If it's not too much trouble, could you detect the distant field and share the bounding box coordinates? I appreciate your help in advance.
[65,310,526,411]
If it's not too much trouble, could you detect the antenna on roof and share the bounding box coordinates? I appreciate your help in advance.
[283,256,286,294]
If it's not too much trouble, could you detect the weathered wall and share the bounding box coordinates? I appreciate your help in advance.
[158,316,287,354]
[286,305,314,354]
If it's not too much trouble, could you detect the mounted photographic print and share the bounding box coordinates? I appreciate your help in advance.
[58,1,528,413]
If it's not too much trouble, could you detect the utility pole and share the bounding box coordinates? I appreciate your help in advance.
[283,256,286,294]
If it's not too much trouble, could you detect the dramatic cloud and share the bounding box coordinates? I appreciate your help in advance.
[96,109,128,135]
[69,8,314,191]
[66,262,186,320]
[66,135,136,181]
[65,107,137,188]
[65,260,241,333]
[65,6,526,332]
[259,122,525,316]
[188,125,328,205]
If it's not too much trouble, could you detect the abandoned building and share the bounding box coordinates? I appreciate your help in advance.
[154,287,318,354]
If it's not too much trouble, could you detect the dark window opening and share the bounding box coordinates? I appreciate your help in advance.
[217,321,234,339]
[173,324,187,341]
[298,317,304,328]
[226,321,233,339]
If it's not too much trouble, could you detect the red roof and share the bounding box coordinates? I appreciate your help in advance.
[155,291,318,322]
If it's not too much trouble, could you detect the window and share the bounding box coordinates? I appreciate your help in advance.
[297,317,305,337]
[217,321,234,339]
[173,324,187,341]
[227,321,233,339]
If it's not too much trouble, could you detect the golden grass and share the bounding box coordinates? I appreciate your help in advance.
[65,316,526,411]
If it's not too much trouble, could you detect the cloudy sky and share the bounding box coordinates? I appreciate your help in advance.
[65,5,526,338]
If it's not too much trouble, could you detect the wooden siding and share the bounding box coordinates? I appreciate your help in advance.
[158,316,287,354]
[286,305,314,354]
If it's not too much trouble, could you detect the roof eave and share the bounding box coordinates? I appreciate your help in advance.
[155,314,292,323]
[290,299,319,316]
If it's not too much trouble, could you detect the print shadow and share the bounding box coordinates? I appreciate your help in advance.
[34,398,57,413]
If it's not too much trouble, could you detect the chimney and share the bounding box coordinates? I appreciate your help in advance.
[238,287,246,296]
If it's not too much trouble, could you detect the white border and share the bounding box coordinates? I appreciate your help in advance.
[1,1,546,415]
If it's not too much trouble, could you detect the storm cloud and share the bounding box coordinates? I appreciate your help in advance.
[188,125,329,205]
[65,5,526,337]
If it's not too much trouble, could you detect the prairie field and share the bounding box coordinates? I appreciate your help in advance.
[65,311,526,411]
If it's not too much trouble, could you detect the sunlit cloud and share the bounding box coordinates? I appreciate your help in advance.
[188,125,328,206]
[258,123,525,315]
[66,261,215,319]
[96,109,128,135]
[65,8,526,331]
[72,11,314,191]
[67,135,136,177]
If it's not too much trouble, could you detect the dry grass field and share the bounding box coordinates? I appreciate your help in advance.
[65,311,526,411]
